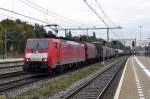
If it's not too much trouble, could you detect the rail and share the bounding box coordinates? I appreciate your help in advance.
[0,58,24,69]
[64,57,127,99]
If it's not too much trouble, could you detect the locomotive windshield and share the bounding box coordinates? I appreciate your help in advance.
[27,39,48,49]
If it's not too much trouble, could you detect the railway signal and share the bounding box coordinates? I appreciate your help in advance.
[132,39,136,48]
[132,41,135,47]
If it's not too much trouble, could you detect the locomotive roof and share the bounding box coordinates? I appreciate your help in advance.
[27,38,80,45]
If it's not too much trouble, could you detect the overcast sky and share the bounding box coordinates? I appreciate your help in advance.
[0,0,150,43]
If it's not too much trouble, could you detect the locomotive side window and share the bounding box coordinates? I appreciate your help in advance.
[27,40,48,49]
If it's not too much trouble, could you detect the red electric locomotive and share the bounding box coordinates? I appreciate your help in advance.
[23,38,85,72]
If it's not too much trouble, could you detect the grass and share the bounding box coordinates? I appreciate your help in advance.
[7,58,118,99]
[0,52,22,59]
[0,96,5,99]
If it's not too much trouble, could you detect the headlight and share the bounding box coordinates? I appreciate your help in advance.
[43,58,47,61]
[26,58,30,61]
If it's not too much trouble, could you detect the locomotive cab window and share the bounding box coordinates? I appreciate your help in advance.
[27,39,48,49]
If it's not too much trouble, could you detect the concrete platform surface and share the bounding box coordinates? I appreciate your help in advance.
[0,58,23,63]
[114,56,150,99]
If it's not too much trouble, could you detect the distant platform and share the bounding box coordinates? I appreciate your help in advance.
[0,58,23,63]
[114,56,150,99]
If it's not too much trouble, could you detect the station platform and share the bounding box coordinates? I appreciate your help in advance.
[0,58,23,63]
[114,56,150,99]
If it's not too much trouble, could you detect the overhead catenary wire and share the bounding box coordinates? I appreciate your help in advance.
[84,0,123,41]
[0,12,12,18]
[11,0,15,19]
[95,0,116,26]
[18,0,75,25]
[84,0,109,27]
[95,0,120,39]
[97,0,123,40]
[95,0,121,39]
[18,0,85,27]
[0,7,49,24]
[1,0,121,39]
[110,30,118,39]
[110,29,126,41]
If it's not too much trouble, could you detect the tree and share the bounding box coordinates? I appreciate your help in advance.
[109,40,126,49]
[65,31,72,39]
[0,18,48,54]
[34,24,46,38]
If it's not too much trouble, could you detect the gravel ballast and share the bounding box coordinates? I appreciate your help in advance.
[0,58,118,99]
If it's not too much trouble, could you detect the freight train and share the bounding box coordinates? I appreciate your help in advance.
[23,38,130,72]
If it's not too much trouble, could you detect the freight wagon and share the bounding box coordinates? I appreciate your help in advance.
[23,38,130,73]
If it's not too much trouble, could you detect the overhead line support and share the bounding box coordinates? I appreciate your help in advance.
[58,26,122,42]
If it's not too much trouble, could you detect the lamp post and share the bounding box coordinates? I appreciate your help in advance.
[2,30,7,59]
[139,25,142,41]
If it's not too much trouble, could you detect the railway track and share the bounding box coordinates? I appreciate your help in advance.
[0,71,25,79]
[0,57,126,95]
[0,75,39,93]
[0,71,42,93]
[64,57,127,99]
[0,70,57,93]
